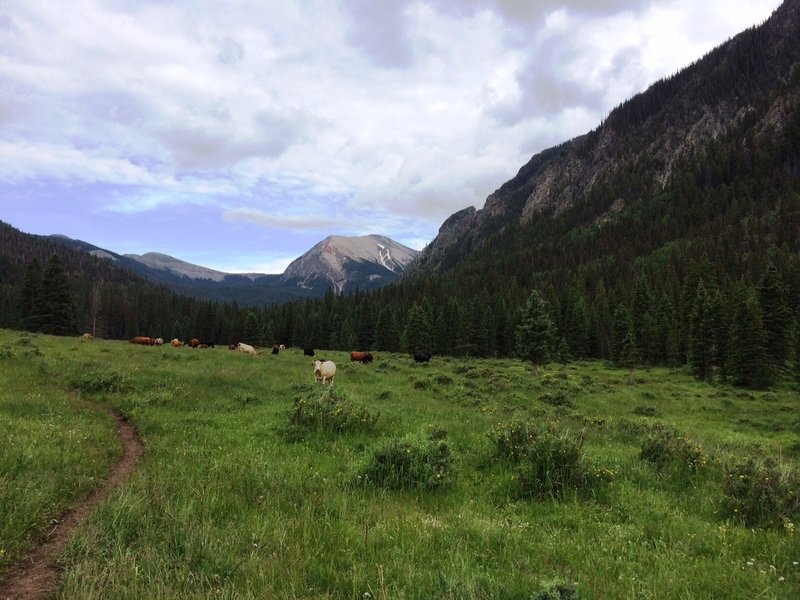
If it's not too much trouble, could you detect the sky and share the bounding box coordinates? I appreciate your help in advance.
[0,0,782,274]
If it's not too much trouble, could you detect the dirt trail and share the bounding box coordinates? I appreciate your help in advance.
[0,405,143,600]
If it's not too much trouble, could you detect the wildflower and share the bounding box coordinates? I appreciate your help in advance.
[779,577,785,582]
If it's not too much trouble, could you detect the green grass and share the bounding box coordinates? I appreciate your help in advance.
[1,329,799,598]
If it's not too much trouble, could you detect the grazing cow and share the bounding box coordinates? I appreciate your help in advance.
[199,343,209,349]
[153,337,164,346]
[228,343,237,350]
[81,333,93,340]
[314,360,336,384]
[304,348,315,357]
[413,352,432,363]
[190,338,200,348]
[350,351,374,363]
[237,342,257,356]
[279,344,286,351]
[130,336,152,346]
[272,344,280,355]
[171,339,183,348]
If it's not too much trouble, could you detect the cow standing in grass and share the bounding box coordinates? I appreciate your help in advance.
[350,351,373,363]
[314,360,336,384]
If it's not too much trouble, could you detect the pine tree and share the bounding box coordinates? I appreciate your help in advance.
[18,258,45,332]
[757,262,791,370]
[403,303,432,354]
[688,281,714,382]
[514,290,554,370]
[612,305,634,366]
[243,310,260,345]
[794,317,800,384]
[728,288,772,389]
[375,306,400,351]
[39,255,76,336]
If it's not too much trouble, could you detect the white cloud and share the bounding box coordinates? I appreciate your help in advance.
[0,0,783,265]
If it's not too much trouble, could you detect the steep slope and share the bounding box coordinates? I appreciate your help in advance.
[281,235,418,293]
[411,0,799,274]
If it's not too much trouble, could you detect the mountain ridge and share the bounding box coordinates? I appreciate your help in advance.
[409,0,797,275]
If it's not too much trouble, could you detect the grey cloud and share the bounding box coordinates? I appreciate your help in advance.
[224,208,339,230]
[342,0,415,68]
[217,37,244,65]
[429,0,649,21]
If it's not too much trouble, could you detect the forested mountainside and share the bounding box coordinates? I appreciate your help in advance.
[2,0,799,388]
[411,0,800,274]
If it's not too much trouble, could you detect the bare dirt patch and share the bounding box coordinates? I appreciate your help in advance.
[0,404,143,600]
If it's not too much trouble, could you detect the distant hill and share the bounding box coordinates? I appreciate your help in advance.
[44,233,418,306]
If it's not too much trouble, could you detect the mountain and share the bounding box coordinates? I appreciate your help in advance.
[281,235,418,293]
[44,233,417,306]
[410,0,800,276]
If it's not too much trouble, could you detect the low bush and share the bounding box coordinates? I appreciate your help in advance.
[514,426,590,500]
[639,427,707,473]
[353,430,454,490]
[489,419,538,462]
[72,369,130,394]
[721,457,800,529]
[632,405,658,417]
[538,390,574,408]
[286,388,378,440]
[531,579,582,600]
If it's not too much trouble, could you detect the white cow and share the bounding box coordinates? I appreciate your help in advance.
[237,342,257,356]
[314,360,336,384]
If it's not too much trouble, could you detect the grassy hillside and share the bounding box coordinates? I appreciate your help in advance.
[1,329,798,598]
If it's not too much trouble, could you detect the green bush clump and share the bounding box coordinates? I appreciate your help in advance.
[721,457,800,529]
[639,427,707,473]
[0,344,16,359]
[633,405,658,417]
[353,431,454,490]
[531,579,582,600]
[538,390,574,408]
[514,427,592,500]
[287,388,379,439]
[489,419,538,462]
[72,369,130,394]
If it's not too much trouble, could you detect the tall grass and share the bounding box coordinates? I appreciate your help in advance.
[0,329,798,598]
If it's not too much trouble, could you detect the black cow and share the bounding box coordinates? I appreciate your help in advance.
[413,352,432,363]
[272,344,280,355]
[304,348,315,357]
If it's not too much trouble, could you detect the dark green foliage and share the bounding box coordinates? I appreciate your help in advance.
[18,257,45,332]
[374,306,400,351]
[639,427,708,473]
[632,406,658,417]
[531,580,582,600]
[795,317,800,384]
[286,388,379,439]
[722,457,800,529]
[688,281,715,382]
[515,290,554,367]
[353,431,454,490]
[727,289,772,389]
[538,390,574,408]
[403,302,432,354]
[757,262,791,369]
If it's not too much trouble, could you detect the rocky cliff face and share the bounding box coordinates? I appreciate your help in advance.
[281,234,418,293]
[410,0,798,275]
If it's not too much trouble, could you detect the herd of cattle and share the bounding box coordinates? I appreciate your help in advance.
[80,333,433,384]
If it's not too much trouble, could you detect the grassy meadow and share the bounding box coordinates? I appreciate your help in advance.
[1,328,799,598]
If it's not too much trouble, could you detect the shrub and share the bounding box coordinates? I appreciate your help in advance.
[72,369,130,394]
[639,427,707,473]
[514,427,588,500]
[721,457,800,528]
[531,579,582,600]
[538,390,574,408]
[353,431,454,490]
[489,419,538,462]
[434,374,454,386]
[286,388,378,439]
[632,405,658,417]
[0,344,16,359]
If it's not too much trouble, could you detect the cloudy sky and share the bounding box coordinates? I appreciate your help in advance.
[0,0,781,274]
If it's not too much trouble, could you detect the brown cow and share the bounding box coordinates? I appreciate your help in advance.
[350,351,374,363]
[131,336,152,345]
[81,333,93,340]
[171,339,184,348]
[190,338,200,348]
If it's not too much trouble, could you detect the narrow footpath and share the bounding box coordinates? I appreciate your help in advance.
[0,405,143,600]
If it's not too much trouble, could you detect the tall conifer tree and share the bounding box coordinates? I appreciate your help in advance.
[514,290,554,370]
